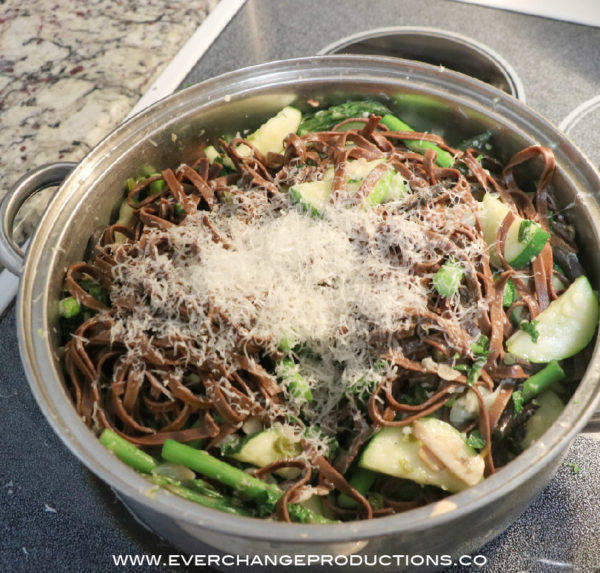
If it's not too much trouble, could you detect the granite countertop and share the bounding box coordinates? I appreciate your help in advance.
[0,0,218,240]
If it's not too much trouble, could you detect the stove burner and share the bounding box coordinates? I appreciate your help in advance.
[559,95,600,168]
[319,27,525,101]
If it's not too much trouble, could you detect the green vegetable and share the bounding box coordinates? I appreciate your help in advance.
[289,158,396,215]
[366,492,385,510]
[228,428,302,478]
[78,278,109,306]
[187,478,224,498]
[518,220,537,242]
[364,168,408,205]
[100,428,157,474]
[359,419,484,492]
[514,361,566,419]
[502,278,516,308]
[433,259,464,297]
[148,176,165,196]
[521,391,565,449]
[468,335,490,386]
[506,275,599,363]
[480,194,550,268]
[161,440,336,523]
[289,180,331,216]
[298,100,392,134]
[380,114,455,168]
[219,433,241,456]
[126,177,137,192]
[519,319,540,343]
[522,360,566,403]
[59,296,81,319]
[278,358,313,402]
[140,164,159,177]
[465,429,486,450]
[512,389,524,415]
[337,467,377,509]
[204,144,236,170]
[148,475,252,516]
[458,130,493,151]
[239,106,302,157]
[471,335,490,356]
[278,336,294,353]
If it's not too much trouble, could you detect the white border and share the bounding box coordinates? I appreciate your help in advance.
[0,0,247,317]
[449,0,600,28]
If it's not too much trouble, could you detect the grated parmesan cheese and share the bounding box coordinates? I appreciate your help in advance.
[108,172,488,451]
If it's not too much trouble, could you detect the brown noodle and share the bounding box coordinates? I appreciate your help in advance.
[62,112,572,521]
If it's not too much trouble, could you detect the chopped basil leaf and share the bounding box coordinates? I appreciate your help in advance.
[466,429,486,449]
[519,319,540,343]
[512,389,524,415]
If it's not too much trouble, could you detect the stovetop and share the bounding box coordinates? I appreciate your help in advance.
[2,1,600,572]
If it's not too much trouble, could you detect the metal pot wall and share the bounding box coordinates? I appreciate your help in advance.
[2,56,600,571]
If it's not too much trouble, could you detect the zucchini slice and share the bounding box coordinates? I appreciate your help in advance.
[238,106,302,157]
[358,418,484,493]
[229,428,302,478]
[289,158,407,215]
[521,391,565,449]
[480,194,549,268]
[506,275,599,363]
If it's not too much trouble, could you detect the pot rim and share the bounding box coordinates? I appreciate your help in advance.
[16,54,600,544]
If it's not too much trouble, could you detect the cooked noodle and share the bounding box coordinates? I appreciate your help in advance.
[61,108,580,521]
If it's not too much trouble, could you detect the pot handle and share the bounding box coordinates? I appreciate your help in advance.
[0,162,76,275]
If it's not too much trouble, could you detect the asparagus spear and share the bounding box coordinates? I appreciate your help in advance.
[380,114,455,168]
[521,360,566,401]
[513,360,566,413]
[100,430,255,515]
[297,100,454,167]
[100,429,157,474]
[162,439,337,523]
[148,475,252,516]
[298,100,392,134]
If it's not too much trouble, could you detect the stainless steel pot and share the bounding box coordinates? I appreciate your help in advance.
[2,56,600,571]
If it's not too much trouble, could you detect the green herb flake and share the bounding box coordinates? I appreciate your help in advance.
[518,219,537,243]
[466,429,486,450]
[468,335,490,386]
[567,462,581,474]
[512,389,524,415]
[519,319,540,343]
[471,335,490,357]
